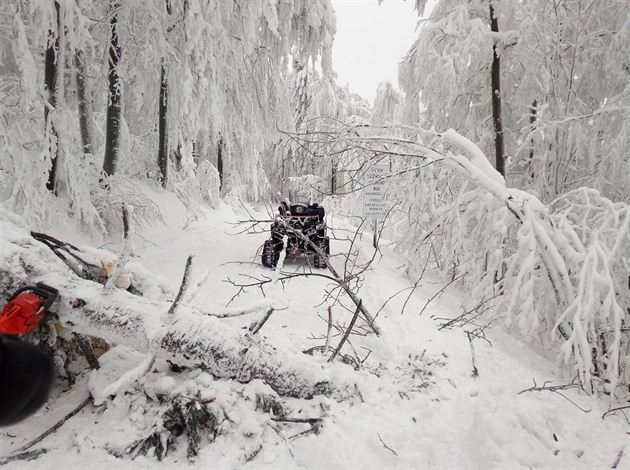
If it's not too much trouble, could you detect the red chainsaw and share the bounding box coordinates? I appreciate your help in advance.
[0,284,59,335]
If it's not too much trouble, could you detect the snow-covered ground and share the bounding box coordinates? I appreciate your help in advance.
[1,184,628,469]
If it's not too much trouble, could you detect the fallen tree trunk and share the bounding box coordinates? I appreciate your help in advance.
[1,226,344,399]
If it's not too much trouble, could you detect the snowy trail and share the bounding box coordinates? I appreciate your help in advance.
[1,190,628,469]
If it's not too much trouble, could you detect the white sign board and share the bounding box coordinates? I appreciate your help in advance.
[363,165,388,219]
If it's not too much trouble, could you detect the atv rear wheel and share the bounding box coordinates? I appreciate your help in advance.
[262,240,279,268]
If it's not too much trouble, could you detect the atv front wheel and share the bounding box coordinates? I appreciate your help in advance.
[313,237,330,269]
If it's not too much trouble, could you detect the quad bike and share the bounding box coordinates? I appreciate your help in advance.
[262,202,330,269]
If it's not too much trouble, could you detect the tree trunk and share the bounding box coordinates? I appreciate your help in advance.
[529,99,538,183]
[217,137,224,191]
[75,49,94,156]
[103,0,122,178]
[192,141,199,165]
[2,232,346,400]
[158,60,169,188]
[489,1,505,178]
[173,142,183,170]
[44,2,61,192]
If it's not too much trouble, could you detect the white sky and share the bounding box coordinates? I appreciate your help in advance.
[330,0,422,105]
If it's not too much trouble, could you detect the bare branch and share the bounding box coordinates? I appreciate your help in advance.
[271,416,323,424]
[249,307,275,335]
[328,300,362,363]
[324,306,333,352]
[168,255,194,315]
[518,378,591,413]
[419,272,466,317]
[612,448,625,469]
[11,398,91,454]
[436,294,497,331]
[377,433,399,456]
[602,404,630,422]
[0,448,49,466]
[467,331,479,378]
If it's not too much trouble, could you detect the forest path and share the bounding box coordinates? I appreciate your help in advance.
[131,191,629,469]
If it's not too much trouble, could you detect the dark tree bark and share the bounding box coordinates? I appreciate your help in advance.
[192,141,199,164]
[529,99,538,182]
[158,59,169,188]
[217,136,224,190]
[103,0,122,178]
[75,49,94,156]
[489,1,505,178]
[44,1,61,192]
[173,142,183,170]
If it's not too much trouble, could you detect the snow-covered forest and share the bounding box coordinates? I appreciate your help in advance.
[0,0,629,468]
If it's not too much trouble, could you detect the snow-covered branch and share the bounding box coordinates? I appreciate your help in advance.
[287,121,630,394]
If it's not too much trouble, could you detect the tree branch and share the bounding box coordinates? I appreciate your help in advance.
[168,255,194,315]
[328,300,362,363]
[249,307,275,335]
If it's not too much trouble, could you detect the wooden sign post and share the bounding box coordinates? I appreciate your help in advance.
[363,165,388,248]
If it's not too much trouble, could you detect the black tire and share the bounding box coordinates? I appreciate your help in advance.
[262,240,279,268]
[313,237,330,269]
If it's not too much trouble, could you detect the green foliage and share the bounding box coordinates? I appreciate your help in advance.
[255,393,289,418]
[127,395,219,461]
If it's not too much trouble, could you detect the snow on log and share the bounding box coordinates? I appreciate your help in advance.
[0,220,346,400]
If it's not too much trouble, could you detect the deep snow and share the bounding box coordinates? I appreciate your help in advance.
[0,183,628,469]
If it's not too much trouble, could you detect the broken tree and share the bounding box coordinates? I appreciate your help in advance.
[0,224,352,400]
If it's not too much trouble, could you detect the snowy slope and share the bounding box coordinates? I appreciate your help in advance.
[1,184,628,469]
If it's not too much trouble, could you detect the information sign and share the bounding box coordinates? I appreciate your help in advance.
[363,165,388,218]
